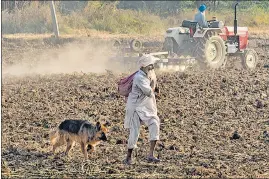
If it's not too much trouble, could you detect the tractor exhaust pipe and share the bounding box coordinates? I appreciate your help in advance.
[234,2,238,36]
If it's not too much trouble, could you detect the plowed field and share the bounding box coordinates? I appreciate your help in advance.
[2,36,269,178]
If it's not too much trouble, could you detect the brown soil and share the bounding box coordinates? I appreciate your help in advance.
[2,35,269,178]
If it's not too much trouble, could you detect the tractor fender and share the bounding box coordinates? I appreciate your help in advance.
[193,28,222,38]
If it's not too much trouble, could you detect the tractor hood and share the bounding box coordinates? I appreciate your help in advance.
[165,27,190,34]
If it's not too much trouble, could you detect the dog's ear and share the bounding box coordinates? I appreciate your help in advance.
[96,122,101,131]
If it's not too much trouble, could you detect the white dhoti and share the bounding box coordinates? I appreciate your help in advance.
[124,69,160,149]
[127,111,160,149]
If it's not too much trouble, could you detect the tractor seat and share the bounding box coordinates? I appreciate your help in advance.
[182,20,199,29]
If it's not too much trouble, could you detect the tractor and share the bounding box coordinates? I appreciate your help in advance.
[161,3,258,70]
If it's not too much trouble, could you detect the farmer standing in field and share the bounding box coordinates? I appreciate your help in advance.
[124,54,160,165]
[194,4,208,28]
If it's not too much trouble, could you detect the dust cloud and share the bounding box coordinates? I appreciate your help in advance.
[2,41,125,76]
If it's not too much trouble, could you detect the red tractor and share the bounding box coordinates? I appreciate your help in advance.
[162,3,258,70]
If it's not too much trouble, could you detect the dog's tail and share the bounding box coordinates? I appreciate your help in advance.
[49,127,60,145]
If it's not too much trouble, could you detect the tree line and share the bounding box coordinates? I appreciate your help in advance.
[2,0,269,16]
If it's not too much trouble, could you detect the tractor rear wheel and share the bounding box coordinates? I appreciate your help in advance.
[241,49,258,70]
[195,31,226,69]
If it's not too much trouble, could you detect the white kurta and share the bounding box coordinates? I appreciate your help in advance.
[124,70,160,149]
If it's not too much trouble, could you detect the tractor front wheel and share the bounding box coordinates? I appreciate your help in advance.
[241,49,258,70]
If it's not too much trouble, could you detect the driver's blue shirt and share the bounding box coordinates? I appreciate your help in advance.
[194,12,208,28]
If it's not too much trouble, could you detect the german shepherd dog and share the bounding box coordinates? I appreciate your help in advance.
[49,120,108,159]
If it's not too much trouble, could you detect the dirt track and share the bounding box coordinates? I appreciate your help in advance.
[2,36,269,178]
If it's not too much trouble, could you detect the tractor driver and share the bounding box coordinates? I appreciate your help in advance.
[194,4,208,28]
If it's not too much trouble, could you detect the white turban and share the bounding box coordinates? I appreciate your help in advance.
[138,54,159,68]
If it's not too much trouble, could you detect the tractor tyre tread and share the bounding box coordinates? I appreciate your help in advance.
[194,31,226,69]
